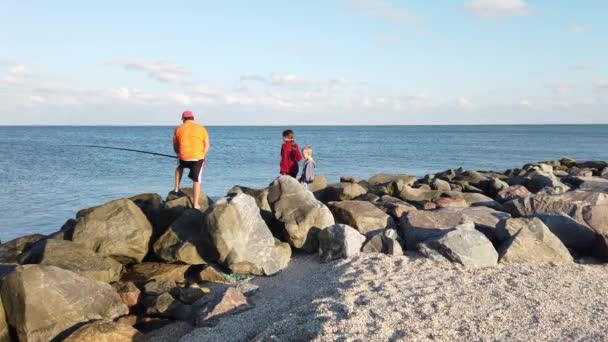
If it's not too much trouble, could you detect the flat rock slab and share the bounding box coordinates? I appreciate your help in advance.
[1,265,128,342]
[328,200,396,235]
[400,210,470,250]
[123,263,191,283]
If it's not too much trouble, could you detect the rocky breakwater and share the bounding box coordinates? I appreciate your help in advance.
[0,158,607,341]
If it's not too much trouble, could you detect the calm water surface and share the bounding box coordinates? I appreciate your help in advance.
[1,125,608,241]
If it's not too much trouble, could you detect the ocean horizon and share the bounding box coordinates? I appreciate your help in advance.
[2,124,608,241]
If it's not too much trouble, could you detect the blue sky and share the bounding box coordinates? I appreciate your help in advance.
[1,0,606,125]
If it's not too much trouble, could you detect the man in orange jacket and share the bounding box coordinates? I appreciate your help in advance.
[173,110,210,210]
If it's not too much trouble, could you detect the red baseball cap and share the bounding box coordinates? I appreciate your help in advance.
[181,111,194,120]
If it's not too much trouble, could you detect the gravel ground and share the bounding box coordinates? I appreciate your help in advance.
[181,252,608,342]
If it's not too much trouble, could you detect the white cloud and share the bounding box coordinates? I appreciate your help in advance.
[595,80,608,89]
[344,0,418,25]
[121,59,191,84]
[457,97,473,109]
[464,0,531,19]
[571,24,589,33]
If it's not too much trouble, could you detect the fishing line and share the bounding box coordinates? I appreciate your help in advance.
[64,144,177,159]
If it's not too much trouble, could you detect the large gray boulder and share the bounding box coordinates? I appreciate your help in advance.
[0,234,46,263]
[72,199,152,264]
[528,213,599,255]
[436,207,511,242]
[328,200,396,235]
[1,265,128,342]
[153,209,209,265]
[318,224,366,261]
[18,239,122,283]
[268,176,335,252]
[496,218,573,264]
[203,193,291,275]
[399,210,469,250]
[417,223,498,268]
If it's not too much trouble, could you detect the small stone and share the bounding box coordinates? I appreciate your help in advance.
[194,287,251,326]
[112,281,141,309]
[198,265,228,283]
[236,282,260,297]
[144,281,177,296]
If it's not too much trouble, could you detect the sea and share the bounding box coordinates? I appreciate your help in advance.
[1,125,608,242]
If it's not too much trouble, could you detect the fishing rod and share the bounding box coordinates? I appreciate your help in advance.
[66,144,177,159]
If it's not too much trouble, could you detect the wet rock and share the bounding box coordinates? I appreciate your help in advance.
[399,210,469,250]
[112,281,141,309]
[0,265,128,342]
[203,193,291,275]
[318,224,366,261]
[72,199,152,264]
[497,218,573,264]
[418,224,498,268]
[328,200,396,235]
[123,263,191,283]
[0,234,46,263]
[18,239,122,283]
[63,320,144,342]
[268,176,335,252]
[153,209,209,265]
[194,287,251,326]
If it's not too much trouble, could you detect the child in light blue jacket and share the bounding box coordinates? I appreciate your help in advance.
[299,146,315,189]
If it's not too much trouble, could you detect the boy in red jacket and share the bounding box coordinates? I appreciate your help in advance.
[280,129,302,178]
